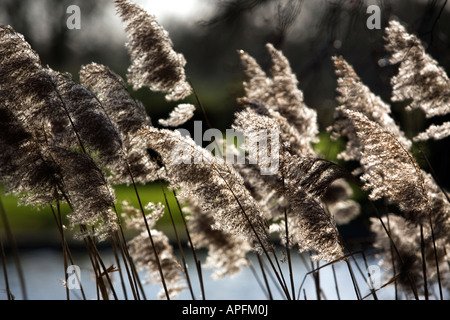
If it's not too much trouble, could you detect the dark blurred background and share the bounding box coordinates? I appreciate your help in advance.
[1,0,450,245]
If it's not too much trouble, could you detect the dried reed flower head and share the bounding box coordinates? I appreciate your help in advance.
[48,68,124,168]
[139,126,272,254]
[370,214,450,297]
[51,147,118,241]
[339,109,429,219]
[115,0,192,101]
[385,20,450,142]
[0,107,62,206]
[238,44,318,155]
[158,103,196,127]
[184,198,250,279]
[386,20,450,118]
[79,62,158,184]
[124,201,186,299]
[233,102,344,261]
[128,229,186,299]
[332,55,412,160]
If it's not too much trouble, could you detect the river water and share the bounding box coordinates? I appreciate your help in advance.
[1,247,396,300]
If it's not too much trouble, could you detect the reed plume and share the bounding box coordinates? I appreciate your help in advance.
[80,62,158,185]
[184,198,251,279]
[238,44,318,156]
[0,24,120,240]
[332,55,412,163]
[233,102,344,261]
[139,126,272,254]
[370,213,450,297]
[115,0,192,101]
[385,20,450,142]
[158,103,196,127]
[336,109,428,219]
[123,201,186,299]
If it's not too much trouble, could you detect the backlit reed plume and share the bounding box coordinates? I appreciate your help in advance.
[0,108,61,207]
[139,126,272,254]
[233,104,344,261]
[80,62,158,184]
[336,109,428,219]
[238,44,318,155]
[47,68,124,169]
[0,25,120,240]
[115,0,192,101]
[52,147,118,241]
[370,214,450,297]
[238,47,360,229]
[158,103,196,127]
[184,197,251,279]
[385,20,450,142]
[332,55,412,163]
[123,201,186,299]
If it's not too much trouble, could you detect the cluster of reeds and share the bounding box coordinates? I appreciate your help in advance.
[0,0,449,300]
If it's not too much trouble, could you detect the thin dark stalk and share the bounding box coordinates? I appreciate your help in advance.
[348,251,377,300]
[83,228,118,300]
[420,224,429,300]
[115,224,147,300]
[213,164,291,299]
[359,251,378,300]
[49,202,71,300]
[281,174,295,299]
[171,188,206,299]
[0,196,26,299]
[110,203,142,300]
[331,264,341,300]
[361,274,401,300]
[297,254,349,299]
[257,253,285,298]
[297,252,364,300]
[426,215,443,299]
[368,195,420,299]
[0,231,13,300]
[311,257,321,300]
[385,209,399,299]
[157,180,196,300]
[124,163,170,299]
[249,256,272,300]
[109,235,130,300]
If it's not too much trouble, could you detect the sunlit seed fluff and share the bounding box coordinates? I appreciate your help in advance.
[332,56,412,158]
[139,126,272,254]
[122,200,165,230]
[385,20,450,119]
[370,214,450,296]
[158,103,196,127]
[233,105,344,261]
[279,153,344,261]
[340,109,429,218]
[48,69,124,168]
[115,0,192,101]
[238,44,318,154]
[0,26,68,146]
[79,63,158,184]
[124,202,185,299]
[51,147,118,241]
[128,229,186,299]
[184,197,250,279]
[79,63,151,134]
[414,121,450,142]
[0,108,62,207]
